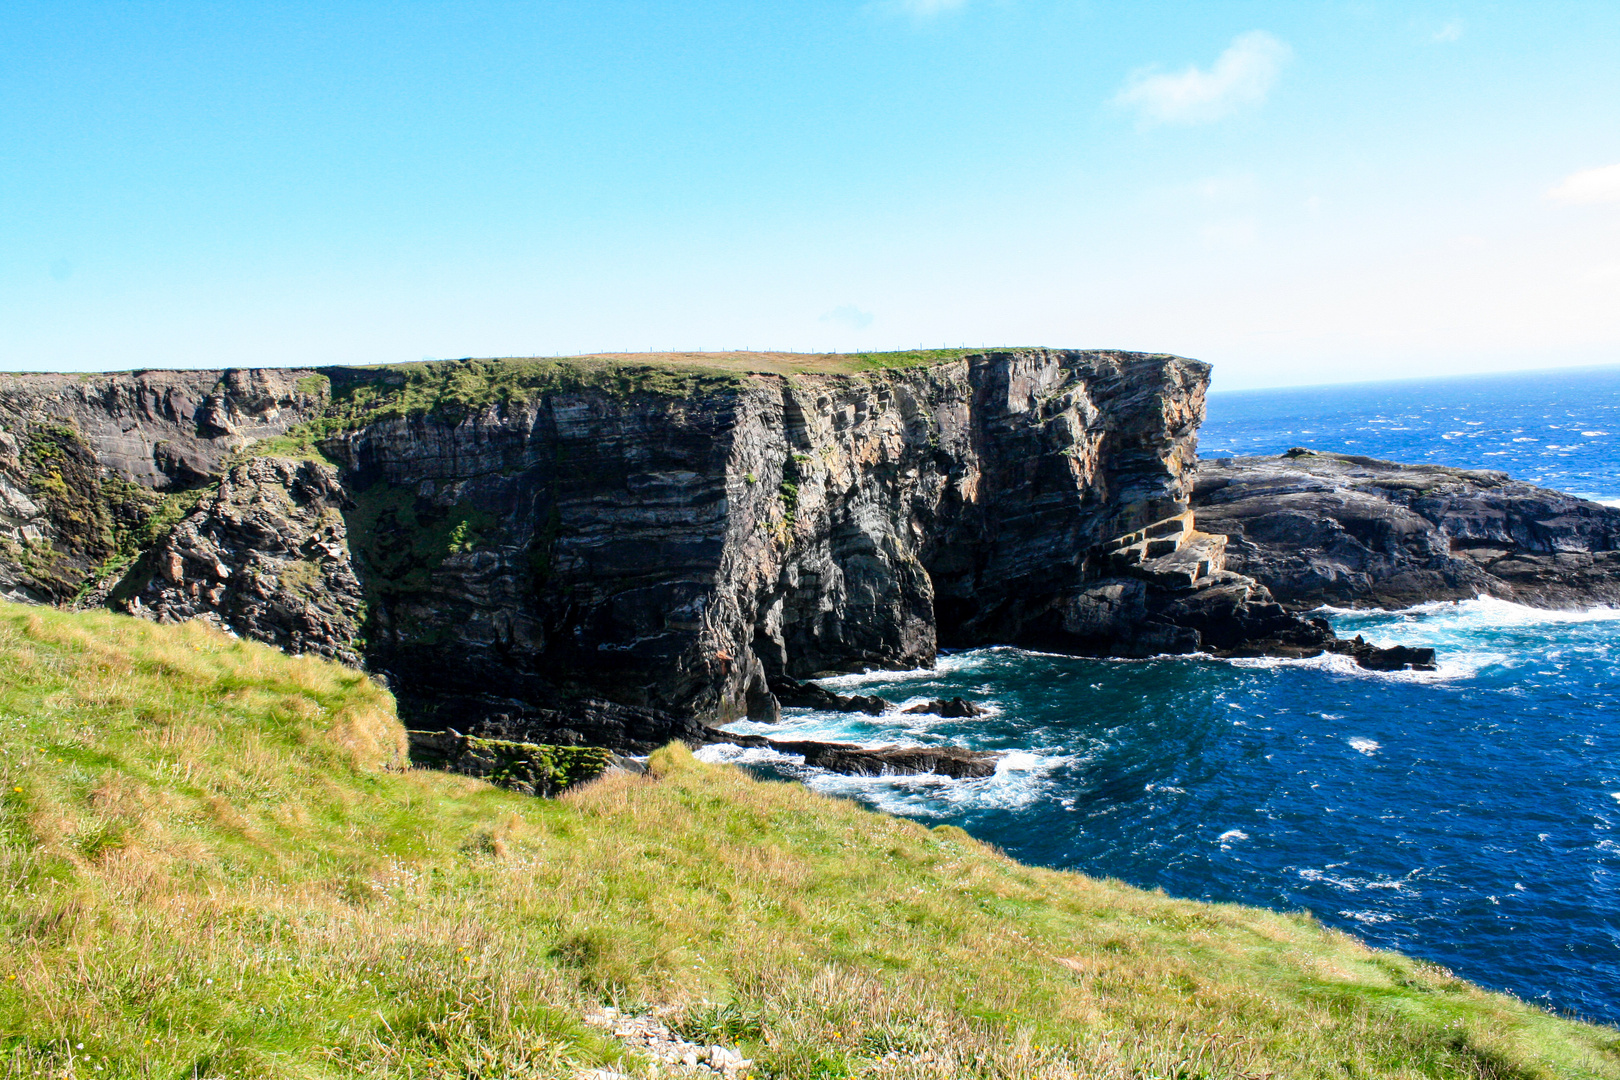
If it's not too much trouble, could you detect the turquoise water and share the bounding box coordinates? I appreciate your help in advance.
[701,365,1620,1025]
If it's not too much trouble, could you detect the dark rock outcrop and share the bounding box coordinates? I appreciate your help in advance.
[405,730,634,796]
[769,675,890,716]
[433,696,711,756]
[708,729,999,779]
[902,697,984,717]
[1195,452,1620,610]
[118,457,366,664]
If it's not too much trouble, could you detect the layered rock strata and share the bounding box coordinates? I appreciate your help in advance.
[1195,451,1620,610]
[122,457,367,664]
[0,353,1438,757]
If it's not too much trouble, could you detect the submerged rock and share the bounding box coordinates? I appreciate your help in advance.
[1330,636,1437,672]
[902,697,984,717]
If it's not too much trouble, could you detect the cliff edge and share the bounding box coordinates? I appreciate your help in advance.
[0,351,1420,749]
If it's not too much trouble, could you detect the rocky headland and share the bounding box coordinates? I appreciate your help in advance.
[1194,449,1620,611]
[0,352,1499,770]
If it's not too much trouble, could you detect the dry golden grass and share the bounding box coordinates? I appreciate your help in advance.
[1,603,1617,1079]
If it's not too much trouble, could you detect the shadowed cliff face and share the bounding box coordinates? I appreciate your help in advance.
[0,350,1221,739]
[316,350,1210,727]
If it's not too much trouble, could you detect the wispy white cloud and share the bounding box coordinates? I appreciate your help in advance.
[1547,163,1620,205]
[1433,19,1465,42]
[895,0,967,16]
[1113,31,1291,126]
[820,305,874,330]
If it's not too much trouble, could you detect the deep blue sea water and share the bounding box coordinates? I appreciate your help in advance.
[700,365,1620,1026]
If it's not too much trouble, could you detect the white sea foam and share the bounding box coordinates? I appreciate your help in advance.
[808,748,1073,816]
[1316,594,1620,625]
[1217,829,1249,848]
[1340,910,1396,925]
[1299,866,1421,894]
[1348,737,1381,755]
[814,648,1021,692]
[1224,649,1472,683]
[697,719,1075,817]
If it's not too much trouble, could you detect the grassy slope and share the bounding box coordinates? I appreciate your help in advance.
[1,605,1616,1080]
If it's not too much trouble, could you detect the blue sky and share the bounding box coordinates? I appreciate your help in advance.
[3,2,1618,388]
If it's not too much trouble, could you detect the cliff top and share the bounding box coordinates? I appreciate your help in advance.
[482,347,1020,375]
[4,602,1616,1077]
[0,347,1073,383]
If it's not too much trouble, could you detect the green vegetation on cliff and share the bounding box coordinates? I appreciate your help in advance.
[2,604,1616,1079]
[2,425,209,603]
[310,357,748,434]
[252,350,1044,444]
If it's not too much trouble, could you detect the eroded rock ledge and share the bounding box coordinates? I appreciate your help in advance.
[1195,451,1620,611]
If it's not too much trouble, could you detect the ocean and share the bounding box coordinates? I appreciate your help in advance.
[698,364,1620,1026]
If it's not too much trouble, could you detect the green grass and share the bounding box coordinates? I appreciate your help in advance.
[1,604,1616,1079]
[308,357,747,434]
[279,350,1056,440]
[232,433,338,468]
[229,349,1069,459]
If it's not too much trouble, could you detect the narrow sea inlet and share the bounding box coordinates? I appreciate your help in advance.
[700,365,1620,1026]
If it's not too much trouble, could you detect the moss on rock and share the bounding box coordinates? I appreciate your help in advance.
[405,730,618,796]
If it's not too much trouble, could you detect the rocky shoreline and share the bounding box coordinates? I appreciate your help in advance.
[1194,449,1620,611]
[18,354,1620,778]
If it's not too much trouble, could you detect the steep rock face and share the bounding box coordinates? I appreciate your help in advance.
[0,368,326,487]
[118,457,366,665]
[0,369,328,604]
[310,350,1213,731]
[1195,452,1620,609]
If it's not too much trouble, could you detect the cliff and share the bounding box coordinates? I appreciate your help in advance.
[0,351,1418,750]
[1195,450,1620,610]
